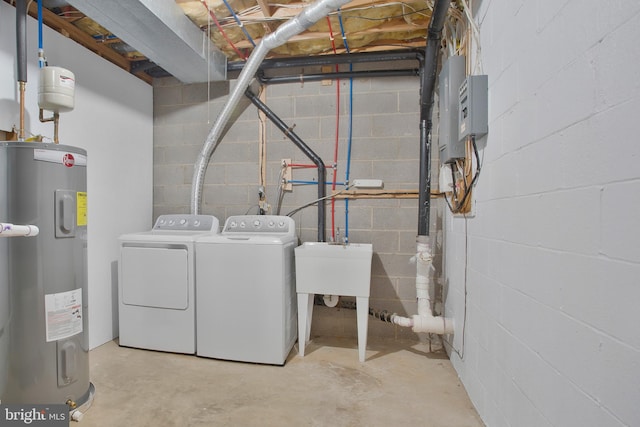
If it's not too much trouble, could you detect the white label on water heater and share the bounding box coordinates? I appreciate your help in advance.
[44,288,83,342]
[34,149,87,167]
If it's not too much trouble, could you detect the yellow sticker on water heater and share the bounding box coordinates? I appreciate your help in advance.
[77,192,87,226]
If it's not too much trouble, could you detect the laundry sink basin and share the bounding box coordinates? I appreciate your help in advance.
[295,241,374,362]
[294,242,373,297]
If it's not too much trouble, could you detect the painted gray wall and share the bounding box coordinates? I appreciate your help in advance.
[444,1,640,426]
[153,76,442,342]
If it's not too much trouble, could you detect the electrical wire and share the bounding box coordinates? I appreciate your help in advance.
[216,2,456,25]
[286,186,353,218]
[343,7,431,21]
[200,0,247,60]
[460,0,483,73]
[441,213,468,360]
[445,135,481,213]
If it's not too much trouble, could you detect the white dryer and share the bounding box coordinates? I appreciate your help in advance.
[196,215,297,365]
[118,214,219,354]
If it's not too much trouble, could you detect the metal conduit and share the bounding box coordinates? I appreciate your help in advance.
[418,0,451,237]
[245,89,327,242]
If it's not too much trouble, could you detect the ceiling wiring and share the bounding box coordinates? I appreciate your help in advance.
[459,0,483,73]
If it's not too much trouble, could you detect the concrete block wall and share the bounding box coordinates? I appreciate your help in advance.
[153,75,442,342]
[444,0,640,426]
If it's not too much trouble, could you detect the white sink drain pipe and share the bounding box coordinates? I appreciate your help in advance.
[191,0,352,214]
[390,236,454,334]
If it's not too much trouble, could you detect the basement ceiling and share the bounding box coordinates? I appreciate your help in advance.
[7,0,466,84]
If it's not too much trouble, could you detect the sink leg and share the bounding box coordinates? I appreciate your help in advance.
[356,296,369,362]
[297,293,314,357]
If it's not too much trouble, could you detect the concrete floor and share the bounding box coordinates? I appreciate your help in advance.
[80,337,483,427]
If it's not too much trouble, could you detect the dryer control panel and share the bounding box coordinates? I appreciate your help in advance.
[153,214,218,231]
[223,215,294,235]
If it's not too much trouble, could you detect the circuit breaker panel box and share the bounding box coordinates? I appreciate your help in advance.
[438,55,466,164]
[458,74,488,145]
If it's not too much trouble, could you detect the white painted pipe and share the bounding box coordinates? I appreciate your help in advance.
[191,0,352,214]
[391,237,454,335]
[0,223,39,237]
[415,239,432,317]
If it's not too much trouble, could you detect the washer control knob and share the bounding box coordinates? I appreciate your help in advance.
[229,220,237,228]
[179,219,187,225]
[268,221,275,228]
[194,220,200,227]
[239,221,246,228]
[278,221,286,228]
[253,219,261,228]
[168,220,175,226]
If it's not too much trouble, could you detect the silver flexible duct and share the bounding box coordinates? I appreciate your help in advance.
[191,0,352,214]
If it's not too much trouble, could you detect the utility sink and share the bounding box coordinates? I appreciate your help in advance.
[294,242,373,296]
[294,242,373,362]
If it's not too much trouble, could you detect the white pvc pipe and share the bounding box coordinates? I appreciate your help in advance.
[415,238,432,317]
[0,223,39,237]
[391,314,414,328]
[191,0,352,214]
[391,237,454,335]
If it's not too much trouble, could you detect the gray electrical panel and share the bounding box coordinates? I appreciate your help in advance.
[438,55,466,164]
[458,74,488,144]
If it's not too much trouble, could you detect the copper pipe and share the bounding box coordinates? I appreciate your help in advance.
[39,108,60,144]
[19,82,26,141]
[53,112,59,144]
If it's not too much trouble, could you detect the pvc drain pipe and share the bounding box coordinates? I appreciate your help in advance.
[390,237,454,334]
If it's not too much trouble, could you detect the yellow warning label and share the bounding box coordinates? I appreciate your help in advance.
[77,192,87,226]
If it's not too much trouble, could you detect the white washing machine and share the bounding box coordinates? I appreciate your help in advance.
[118,214,219,354]
[196,215,297,365]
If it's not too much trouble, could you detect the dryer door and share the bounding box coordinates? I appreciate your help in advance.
[121,246,189,310]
